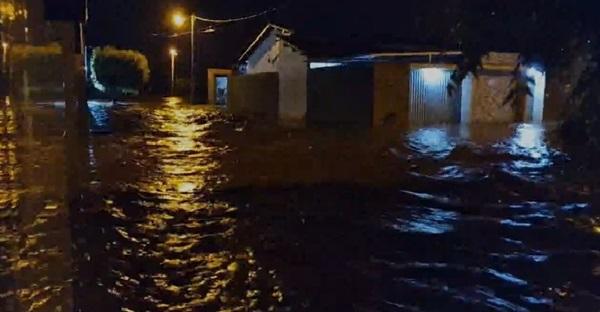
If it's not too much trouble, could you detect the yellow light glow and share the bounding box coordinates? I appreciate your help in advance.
[172,12,186,28]
[0,2,16,23]
[169,48,178,57]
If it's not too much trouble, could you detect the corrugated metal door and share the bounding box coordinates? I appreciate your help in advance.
[410,68,460,125]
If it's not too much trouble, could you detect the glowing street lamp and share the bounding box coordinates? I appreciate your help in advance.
[171,11,199,103]
[169,47,178,95]
[172,12,186,28]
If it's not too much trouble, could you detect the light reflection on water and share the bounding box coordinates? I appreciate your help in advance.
[0,101,18,310]
[75,97,283,311]
[407,127,458,159]
[385,207,459,234]
[500,124,556,181]
[0,99,598,311]
[388,124,597,311]
[406,124,560,183]
[0,100,72,312]
[88,100,113,133]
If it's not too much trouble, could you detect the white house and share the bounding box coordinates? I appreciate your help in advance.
[234,26,548,128]
[237,24,308,125]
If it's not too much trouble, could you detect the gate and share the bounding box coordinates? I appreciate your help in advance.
[409,67,460,125]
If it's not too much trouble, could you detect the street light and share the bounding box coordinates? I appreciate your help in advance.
[172,12,186,28]
[169,47,178,95]
[171,11,198,104]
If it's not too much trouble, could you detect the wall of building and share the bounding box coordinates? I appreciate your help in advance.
[373,63,410,127]
[460,74,474,123]
[228,72,279,120]
[10,20,84,101]
[246,34,308,125]
[246,32,278,74]
[275,42,307,125]
[307,65,374,127]
[469,74,517,123]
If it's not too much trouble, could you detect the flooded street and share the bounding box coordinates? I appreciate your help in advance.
[0,97,599,311]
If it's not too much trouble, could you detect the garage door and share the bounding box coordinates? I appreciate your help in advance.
[409,67,460,125]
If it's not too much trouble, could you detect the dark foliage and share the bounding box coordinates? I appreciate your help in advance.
[448,0,600,150]
[91,46,150,99]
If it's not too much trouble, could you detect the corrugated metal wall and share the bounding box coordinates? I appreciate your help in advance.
[409,68,459,125]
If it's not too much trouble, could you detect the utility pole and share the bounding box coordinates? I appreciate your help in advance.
[80,0,89,75]
[172,8,271,103]
[190,16,195,103]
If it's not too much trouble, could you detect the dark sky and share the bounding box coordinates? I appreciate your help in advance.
[84,0,291,94]
[47,0,459,95]
[44,0,600,97]
[85,0,457,47]
[86,0,287,48]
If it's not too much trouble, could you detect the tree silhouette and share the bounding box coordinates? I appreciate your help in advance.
[91,46,150,100]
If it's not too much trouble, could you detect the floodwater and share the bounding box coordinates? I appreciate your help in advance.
[0,97,598,311]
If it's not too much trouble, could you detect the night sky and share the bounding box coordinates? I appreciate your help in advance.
[83,0,458,46]
[86,0,292,94]
[47,0,460,95]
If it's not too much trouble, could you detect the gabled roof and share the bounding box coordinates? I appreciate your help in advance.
[237,24,463,64]
[238,24,293,62]
[285,34,461,61]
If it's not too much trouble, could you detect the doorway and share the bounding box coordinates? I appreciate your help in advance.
[207,68,233,105]
[215,76,228,106]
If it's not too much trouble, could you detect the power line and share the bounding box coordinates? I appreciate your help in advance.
[151,2,293,39]
[151,26,215,38]
[192,7,277,24]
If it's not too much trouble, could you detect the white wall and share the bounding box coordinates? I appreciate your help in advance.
[525,68,546,123]
[460,74,474,123]
[275,42,308,123]
[245,32,308,124]
[246,32,278,74]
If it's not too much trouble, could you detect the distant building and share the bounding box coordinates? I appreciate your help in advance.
[304,52,463,128]
[0,0,83,45]
[235,24,307,125]
[462,52,547,124]
[3,0,85,100]
[231,25,548,128]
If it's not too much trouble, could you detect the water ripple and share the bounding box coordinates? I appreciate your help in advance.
[0,98,597,311]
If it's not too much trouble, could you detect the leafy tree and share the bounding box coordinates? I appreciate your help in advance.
[446,1,600,150]
[450,1,591,79]
[90,46,150,99]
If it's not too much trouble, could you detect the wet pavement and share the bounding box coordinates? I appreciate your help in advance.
[0,97,599,311]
